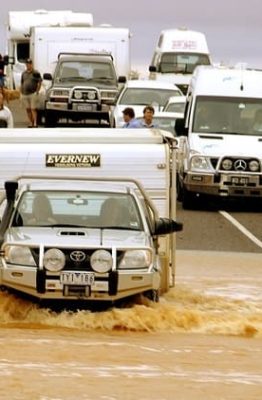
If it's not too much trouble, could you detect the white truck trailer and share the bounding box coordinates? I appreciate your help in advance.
[0,128,181,297]
[30,26,131,79]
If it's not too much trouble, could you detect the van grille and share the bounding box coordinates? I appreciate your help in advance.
[218,157,261,172]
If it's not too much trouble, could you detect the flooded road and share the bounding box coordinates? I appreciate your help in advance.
[0,250,261,399]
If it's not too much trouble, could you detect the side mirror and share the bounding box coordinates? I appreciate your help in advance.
[3,55,9,65]
[154,217,183,236]
[175,118,188,136]
[5,181,18,202]
[118,76,126,83]
[149,65,157,72]
[43,73,52,81]
[0,181,18,243]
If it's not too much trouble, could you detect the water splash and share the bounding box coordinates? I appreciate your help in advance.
[0,286,261,337]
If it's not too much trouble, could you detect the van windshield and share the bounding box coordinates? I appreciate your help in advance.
[159,52,210,74]
[193,96,262,136]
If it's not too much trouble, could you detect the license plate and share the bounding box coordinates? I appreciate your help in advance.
[60,271,95,286]
[231,177,249,185]
[76,104,92,112]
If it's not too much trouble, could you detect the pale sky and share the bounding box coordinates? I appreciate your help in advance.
[1,0,262,70]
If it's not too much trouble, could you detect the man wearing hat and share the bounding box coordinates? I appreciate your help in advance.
[20,58,42,128]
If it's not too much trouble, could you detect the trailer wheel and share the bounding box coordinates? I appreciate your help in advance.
[143,289,160,303]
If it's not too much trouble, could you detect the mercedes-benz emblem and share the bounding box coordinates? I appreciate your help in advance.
[70,250,86,262]
[234,159,247,171]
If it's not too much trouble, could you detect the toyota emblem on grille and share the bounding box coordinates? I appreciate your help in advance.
[234,159,247,171]
[70,250,86,262]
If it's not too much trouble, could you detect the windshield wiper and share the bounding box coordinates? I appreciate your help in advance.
[50,224,86,228]
[213,131,240,135]
[59,76,88,82]
[101,226,139,230]
[92,77,113,83]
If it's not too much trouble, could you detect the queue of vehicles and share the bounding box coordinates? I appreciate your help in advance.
[1,9,261,306]
[2,9,198,129]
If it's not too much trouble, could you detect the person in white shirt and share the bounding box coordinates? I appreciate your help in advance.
[0,92,14,128]
[139,105,158,128]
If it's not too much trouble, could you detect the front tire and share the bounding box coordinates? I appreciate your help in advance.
[45,111,58,127]
[182,187,197,209]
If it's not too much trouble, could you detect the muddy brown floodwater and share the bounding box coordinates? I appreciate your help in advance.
[0,250,261,400]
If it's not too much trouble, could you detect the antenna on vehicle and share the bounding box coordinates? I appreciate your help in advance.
[235,62,247,91]
[240,69,244,91]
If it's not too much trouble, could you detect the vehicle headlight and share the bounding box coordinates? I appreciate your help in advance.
[44,248,65,272]
[51,89,70,97]
[101,90,117,100]
[118,250,151,269]
[74,90,82,99]
[190,156,211,171]
[87,91,97,100]
[221,158,233,170]
[4,245,36,266]
[249,160,259,172]
[90,250,112,273]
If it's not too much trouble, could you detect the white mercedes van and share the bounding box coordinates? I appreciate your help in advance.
[175,65,262,208]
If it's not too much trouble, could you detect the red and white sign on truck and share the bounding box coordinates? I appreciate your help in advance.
[149,28,211,94]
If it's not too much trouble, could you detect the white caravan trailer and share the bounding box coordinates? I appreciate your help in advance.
[0,128,180,294]
[5,9,94,89]
[30,25,131,79]
[149,28,211,94]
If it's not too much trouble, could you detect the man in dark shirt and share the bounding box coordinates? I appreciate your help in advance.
[20,59,42,128]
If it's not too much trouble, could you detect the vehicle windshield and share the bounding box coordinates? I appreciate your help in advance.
[55,61,116,82]
[13,191,142,230]
[164,101,186,113]
[119,88,181,106]
[159,52,210,74]
[193,96,262,136]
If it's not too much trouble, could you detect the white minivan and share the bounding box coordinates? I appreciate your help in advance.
[149,28,211,94]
